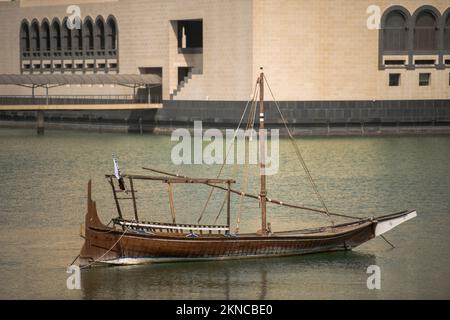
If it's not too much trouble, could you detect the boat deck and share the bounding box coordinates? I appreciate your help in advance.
[114,218,371,239]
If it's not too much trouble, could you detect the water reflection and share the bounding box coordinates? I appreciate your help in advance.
[1,129,449,299]
[81,251,377,300]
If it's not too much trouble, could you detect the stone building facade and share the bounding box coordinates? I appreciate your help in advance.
[0,0,449,129]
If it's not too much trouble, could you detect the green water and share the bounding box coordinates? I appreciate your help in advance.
[0,128,449,299]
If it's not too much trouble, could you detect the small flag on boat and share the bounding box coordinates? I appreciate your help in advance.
[113,155,126,191]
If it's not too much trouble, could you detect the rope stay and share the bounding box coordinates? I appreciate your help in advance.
[215,86,259,230]
[235,87,259,233]
[263,74,335,225]
[142,167,361,221]
[167,182,176,224]
[79,226,130,269]
[197,79,260,224]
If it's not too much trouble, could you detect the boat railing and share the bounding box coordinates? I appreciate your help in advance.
[113,218,230,235]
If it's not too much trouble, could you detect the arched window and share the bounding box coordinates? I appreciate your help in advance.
[444,11,450,52]
[95,17,105,50]
[41,20,51,52]
[73,26,83,51]
[383,10,409,53]
[51,19,61,51]
[61,18,72,51]
[84,18,94,51]
[20,21,30,52]
[30,20,40,52]
[414,9,439,52]
[106,16,117,51]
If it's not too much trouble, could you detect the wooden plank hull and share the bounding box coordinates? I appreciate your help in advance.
[79,182,416,267]
[80,222,376,267]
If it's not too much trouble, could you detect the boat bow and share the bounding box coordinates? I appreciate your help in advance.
[374,209,417,237]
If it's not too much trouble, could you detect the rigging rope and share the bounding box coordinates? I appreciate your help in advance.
[167,182,176,224]
[142,166,362,220]
[197,79,260,224]
[79,226,130,269]
[213,192,228,224]
[263,74,335,225]
[212,85,259,230]
[235,91,258,233]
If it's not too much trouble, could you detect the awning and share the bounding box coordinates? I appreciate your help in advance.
[0,74,162,86]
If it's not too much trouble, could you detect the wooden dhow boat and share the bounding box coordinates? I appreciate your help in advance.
[78,70,417,267]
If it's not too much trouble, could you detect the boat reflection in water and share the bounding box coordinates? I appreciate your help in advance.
[80,251,377,299]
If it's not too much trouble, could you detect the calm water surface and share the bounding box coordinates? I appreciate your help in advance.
[0,128,449,299]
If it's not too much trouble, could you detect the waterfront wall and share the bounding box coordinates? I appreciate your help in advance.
[158,100,450,125]
[1,99,450,135]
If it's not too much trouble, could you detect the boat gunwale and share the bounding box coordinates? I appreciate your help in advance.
[87,220,375,242]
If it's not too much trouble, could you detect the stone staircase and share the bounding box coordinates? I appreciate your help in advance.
[170,70,193,100]
[170,69,204,100]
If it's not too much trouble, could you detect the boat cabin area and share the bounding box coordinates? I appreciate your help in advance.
[105,173,235,236]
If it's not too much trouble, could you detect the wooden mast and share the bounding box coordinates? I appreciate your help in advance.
[259,68,268,235]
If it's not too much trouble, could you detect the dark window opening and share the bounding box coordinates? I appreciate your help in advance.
[385,60,405,65]
[84,19,94,51]
[74,28,82,51]
[445,15,450,51]
[178,67,192,85]
[20,22,30,52]
[177,20,203,53]
[445,59,450,65]
[106,17,117,51]
[414,11,438,52]
[30,22,40,52]
[138,67,163,103]
[415,59,436,65]
[383,11,408,53]
[95,19,105,50]
[419,73,431,86]
[139,67,162,77]
[62,19,72,51]
[389,73,401,86]
[52,21,61,51]
[41,21,51,52]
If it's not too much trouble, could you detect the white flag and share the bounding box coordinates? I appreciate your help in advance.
[113,155,126,191]
[113,156,121,180]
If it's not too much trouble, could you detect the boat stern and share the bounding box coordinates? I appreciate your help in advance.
[79,180,120,267]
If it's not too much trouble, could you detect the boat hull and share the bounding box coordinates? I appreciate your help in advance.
[79,182,416,267]
[80,222,375,266]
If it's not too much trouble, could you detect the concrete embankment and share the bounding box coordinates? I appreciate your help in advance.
[1,119,450,136]
[1,99,449,135]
